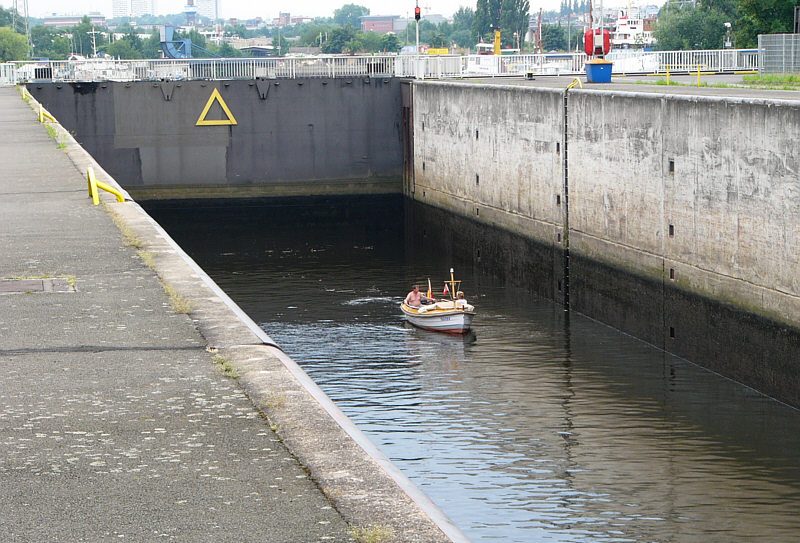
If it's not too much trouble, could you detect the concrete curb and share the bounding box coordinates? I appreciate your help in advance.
[19,85,470,543]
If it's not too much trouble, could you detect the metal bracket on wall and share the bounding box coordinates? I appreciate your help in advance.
[160,82,175,101]
[255,79,270,100]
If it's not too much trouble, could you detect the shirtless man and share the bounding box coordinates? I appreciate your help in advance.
[404,285,433,307]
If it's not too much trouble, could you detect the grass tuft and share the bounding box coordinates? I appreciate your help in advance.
[102,203,146,248]
[162,281,193,314]
[348,525,394,543]
[213,354,239,378]
[264,391,287,409]
[137,249,156,270]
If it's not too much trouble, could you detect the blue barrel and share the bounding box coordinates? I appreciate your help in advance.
[585,60,613,83]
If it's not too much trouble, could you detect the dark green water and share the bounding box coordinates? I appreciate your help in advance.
[144,195,800,543]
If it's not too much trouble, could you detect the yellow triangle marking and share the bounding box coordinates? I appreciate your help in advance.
[196,88,238,126]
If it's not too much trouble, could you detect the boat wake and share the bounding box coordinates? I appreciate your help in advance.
[343,296,398,306]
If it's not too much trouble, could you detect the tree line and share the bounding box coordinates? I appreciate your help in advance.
[655,0,799,50]
[2,1,799,61]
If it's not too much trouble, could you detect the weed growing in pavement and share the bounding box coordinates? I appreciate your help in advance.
[102,203,146,248]
[213,354,239,378]
[264,391,287,409]
[137,249,156,270]
[348,525,394,543]
[162,281,193,315]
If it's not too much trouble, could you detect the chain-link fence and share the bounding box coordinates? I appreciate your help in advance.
[758,33,800,74]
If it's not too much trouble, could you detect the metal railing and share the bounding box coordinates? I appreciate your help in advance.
[2,49,760,84]
[1,62,17,86]
[759,34,800,74]
[87,166,125,205]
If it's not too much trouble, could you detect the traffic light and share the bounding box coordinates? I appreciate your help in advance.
[414,6,421,20]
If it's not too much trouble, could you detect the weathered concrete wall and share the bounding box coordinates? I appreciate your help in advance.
[411,81,566,302]
[27,79,403,197]
[411,80,800,406]
[569,91,800,329]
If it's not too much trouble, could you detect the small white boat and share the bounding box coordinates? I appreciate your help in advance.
[401,269,475,335]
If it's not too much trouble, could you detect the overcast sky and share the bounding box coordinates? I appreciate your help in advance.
[4,0,576,20]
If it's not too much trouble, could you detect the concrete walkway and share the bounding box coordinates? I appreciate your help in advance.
[0,86,459,542]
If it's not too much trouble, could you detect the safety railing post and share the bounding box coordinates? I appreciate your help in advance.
[86,166,125,205]
[87,167,100,205]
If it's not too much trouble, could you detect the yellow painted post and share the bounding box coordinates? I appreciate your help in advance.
[38,104,43,123]
[697,64,701,87]
[666,64,670,85]
[87,167,99,205]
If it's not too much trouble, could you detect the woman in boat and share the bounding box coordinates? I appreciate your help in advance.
[455,291,468,307]
[405,285,434,307]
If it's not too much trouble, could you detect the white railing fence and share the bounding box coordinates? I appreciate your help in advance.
[1,63,18,86]
[4,49,759,84]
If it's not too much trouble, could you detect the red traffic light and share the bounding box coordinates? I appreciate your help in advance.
[414,6,421,20]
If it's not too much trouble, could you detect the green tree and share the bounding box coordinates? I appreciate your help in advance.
[0,6,14,27]
[472,0,529,48]
[215,41,243,57]
[541,24,567,50]
[333,4,370,28]
[343,37,364,53]
[359,31,383,52]
[179,28,207,49]
[472,0,502,43]
[0,26,28,60]
[735,0,799,49]
[452,7,475,33]
[141,29,162,59]
[273,33,290,55]
[300,24,333,47]
[31,25,70,59]
[654,2,730,50]
[105,38,142,59]
[71,15,107,57]
[379,33,400,52]
[223,24,248,38]
[451,29,473,47]
[499,0,530,48]
[430,30,448,48]
[322,24,357,53]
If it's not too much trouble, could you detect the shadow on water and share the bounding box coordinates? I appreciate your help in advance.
[144,195,800,543]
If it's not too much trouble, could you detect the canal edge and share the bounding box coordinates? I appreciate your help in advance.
[28,89,471,543]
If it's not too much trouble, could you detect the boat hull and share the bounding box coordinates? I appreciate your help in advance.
[400,303,475,334]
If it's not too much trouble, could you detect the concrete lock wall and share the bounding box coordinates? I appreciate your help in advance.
[411,80,800,406]
[411,82,567,302]
[28,79,403,198]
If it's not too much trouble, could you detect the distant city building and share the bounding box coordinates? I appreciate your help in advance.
[196,0,218,21]
[360,15,395,33]
[130,0,156,17]
[291,16,314,24]
[44,14,107,27]
[360,13,445,34]
[274,12,291,26]
[424,14,446,26]
[112,0,130,18]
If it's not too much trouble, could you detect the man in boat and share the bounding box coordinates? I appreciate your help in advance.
[455,291,468,307]
[404,285,434,307]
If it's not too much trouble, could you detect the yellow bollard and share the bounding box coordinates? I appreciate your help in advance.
[666,64,670,86]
